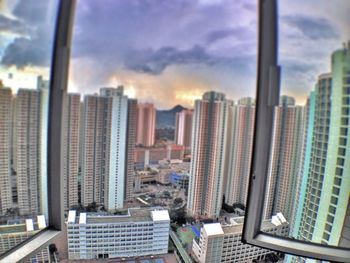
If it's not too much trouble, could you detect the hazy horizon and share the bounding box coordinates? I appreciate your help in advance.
[1,0,349,109]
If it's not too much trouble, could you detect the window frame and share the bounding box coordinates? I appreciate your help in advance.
[0,0,76,261]
[242,0,350,262]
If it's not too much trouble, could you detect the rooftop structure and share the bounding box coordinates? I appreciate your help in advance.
[66,208,170,260]
[193,215,289,263]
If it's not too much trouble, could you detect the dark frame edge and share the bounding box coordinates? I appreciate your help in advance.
[0,229,61,263]
[48,0,77,231]
[0,1,76,262]
[242,0,278,243]
[242,0,350,262]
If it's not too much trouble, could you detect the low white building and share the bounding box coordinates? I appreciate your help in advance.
[67,208,170,260]
[192,214,289,263]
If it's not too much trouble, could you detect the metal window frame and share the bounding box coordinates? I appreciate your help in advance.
[242,0,350,262]
[0,0,76,262]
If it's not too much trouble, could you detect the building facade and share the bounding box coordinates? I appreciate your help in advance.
[291,45,350,262]
[192,215,289,263]
[134,144,185,169]
[81,87,135,210]
[62,93,81,211]
[0,87,13,215]
[264,96,304,221]
[66,208,169,260]
[14,89,41,216]
[187,91,233,219]
[81,94,107,207]
[169,172,189,190]
[125,99,137,200]
[225,97,255,206]
[102,87,129,210]
[136,103,156,147]
[175,109,193,148]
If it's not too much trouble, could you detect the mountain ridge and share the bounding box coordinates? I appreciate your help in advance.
[156,104,187,128]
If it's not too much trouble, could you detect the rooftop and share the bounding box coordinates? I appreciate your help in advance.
[203,223,224,236]
[203,215,289,236]
[0,223,40,235]
[151,210,170,222]
[0,216,46,235]
[67,208,169,224]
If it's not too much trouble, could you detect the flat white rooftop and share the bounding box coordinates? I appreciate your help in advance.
[67,208,169,224]
[203,223,224,236]
[151,210,170,222]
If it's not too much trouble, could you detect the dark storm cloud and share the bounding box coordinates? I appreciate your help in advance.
[283,15,339,40]
[1,0,54,68]
[1,33,51,68]
[12,0,51,25]
[0,14,29,35]
[205,27,253,45]
[124,45,218,75]
[65,0,257,97]
[70,0,255,62]
[281,59,318,74]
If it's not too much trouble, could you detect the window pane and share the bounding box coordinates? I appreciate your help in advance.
[261,0,350,253]
[0,0,58,259]
[64,1,262,262]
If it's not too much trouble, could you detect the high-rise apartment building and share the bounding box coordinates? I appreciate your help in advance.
[187,91,233,219]
[175,109,193,148]
[62,93,81,211]
[192,215,289,263]
[101,87,129,210]
[81,87,134,210]
[136,103,156,147]
[292,46,350,261]
[289,93,314,235]
[293,74,332,247]
[125,99,137,200]
[225,97,255,206]
[0,87,13,215]
[339,197,350,247]
[81,95,106,207]
[264,96,304,221]
[14,89,41,216]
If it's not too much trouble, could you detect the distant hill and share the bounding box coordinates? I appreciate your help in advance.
[156,105,186,128]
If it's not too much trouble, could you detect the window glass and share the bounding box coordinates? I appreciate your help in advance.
[66,0,259,262]
[0,0,59,258]
[261,0,350,260]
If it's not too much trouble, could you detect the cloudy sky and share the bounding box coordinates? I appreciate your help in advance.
[0,0,349,109]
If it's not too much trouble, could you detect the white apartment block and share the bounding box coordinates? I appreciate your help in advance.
[192,214,289,263]
[81,87,134,210]
[66,208,170,260]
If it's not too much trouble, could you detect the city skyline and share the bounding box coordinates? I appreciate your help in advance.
[0,44,349,262]
[1,0,350,109]
[1,1,350,262]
